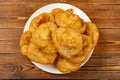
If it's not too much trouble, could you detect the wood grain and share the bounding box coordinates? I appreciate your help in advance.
[0,0,120,79]
[0,53,120,79]
[0,0,120,4]
[0,28,120,54]
[0,1,120,29]
[0,28,120,41]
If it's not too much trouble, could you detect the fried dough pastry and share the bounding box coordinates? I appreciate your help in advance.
[86,22,99,47]
[56,35,92,72]
[51,8,73,17]
[28,22,58,64]
[29,13,54,32]
[27,43,57,64]
[31,22,57,48]
[52,27,82,58]
[55,56,80,72]
[51,8,64,16]
[55,9,86,33]
[66,51,84,64]
[67,35,92,63]
[20,31,32,55]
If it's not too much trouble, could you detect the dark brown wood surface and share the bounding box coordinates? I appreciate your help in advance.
[0,0,120,79]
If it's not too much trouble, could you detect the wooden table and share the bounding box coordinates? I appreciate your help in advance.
[0,0,120,79]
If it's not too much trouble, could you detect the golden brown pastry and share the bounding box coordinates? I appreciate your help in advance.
[29,13,54,32]
[51,8,64,16]
[55,35,92,72]
[85,22,99,47]
[55,56,80,72]
[52,27,83,58]
[67,35,92,63]
[28,22,58,64]
[55,9,86,33]
[20,31,32,55]
[31,22,57,48]
[27,42,58,64]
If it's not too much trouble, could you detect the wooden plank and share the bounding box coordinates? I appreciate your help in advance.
[82,66,120,71]
[0,19,120,29]
[1,11,119,20]
[0,40,20,53]
[0,28,120,41]
[0,20,27,29]
[0,53,120,79]
[0,0,120,4]
[93,44,120,56]
[85,56,120,66]
[86,12,120,20]
[18,71,120,79]
[0,4,120,12]
[22,71,120,79]
[0,40,120,56]
[99,29,120,41]
[93,19,120,28]
[0,28,120,54]
[68,0,120,4]
[0,70,120,79]
[0,28,23,40]
[0,4,120,28]
[0,39,120,56]
[0,4,120,18]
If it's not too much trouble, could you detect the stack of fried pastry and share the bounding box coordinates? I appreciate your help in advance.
[20,8,99,72]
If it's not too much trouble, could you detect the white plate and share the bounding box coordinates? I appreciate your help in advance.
[24,3,94,74]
